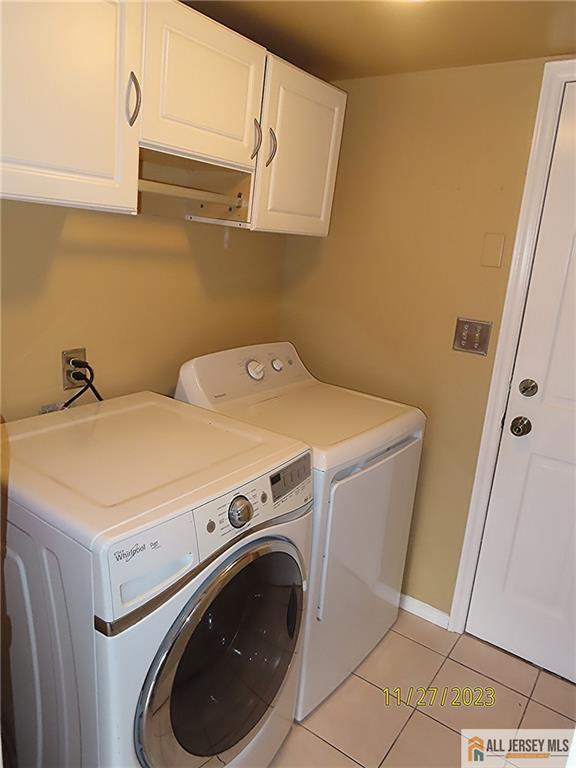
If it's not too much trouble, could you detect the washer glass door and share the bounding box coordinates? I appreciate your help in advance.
[135,539,304,768]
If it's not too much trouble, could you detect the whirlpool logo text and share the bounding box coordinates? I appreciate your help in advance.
[113,543,146,563]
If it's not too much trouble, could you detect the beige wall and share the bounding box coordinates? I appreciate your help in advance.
[280,58,545,613]
[0,56,546,614]
[1,201,284,421]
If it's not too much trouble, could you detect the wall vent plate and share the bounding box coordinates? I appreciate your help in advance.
[62,347,86,390]
[453,319,492,356]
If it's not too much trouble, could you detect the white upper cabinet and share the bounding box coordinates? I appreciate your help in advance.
[1,3,346,235]
[141,2,266,169]
[1,1,142,213]
[251,55,347,237]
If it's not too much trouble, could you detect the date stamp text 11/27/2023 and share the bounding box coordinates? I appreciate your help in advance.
[383,686,496,707]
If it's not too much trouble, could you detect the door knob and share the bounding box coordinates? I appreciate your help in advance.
[510,416,532,437]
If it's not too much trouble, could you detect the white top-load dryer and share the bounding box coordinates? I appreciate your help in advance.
[175,342,426,719]
[4,392,312,768]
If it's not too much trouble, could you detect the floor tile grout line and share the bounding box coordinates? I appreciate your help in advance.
[528,669,541,699]
[303,674,452,767]
[412,704,469,739]
[518,691,531,730]
[352,670,418,708]
[352,671,392,695]
[453,633,544,671]
[355,631,534,705]
[413,652,529,738]
[304,626,575,766]
[347,676,576,736]
[447,638,541,697]
[439,657,534,699]
[526,697,576,724]
[377,708,416,768]
[299,723,366,768]
[413,701,468,738]
[352,668,444,708]
[529,667,576,720]
[385,654,455,712]
[390,627,454,658]
[411,697,525,740]
[346,667,474,741]
[536,669,576,687]
[444,631,464,656]
[424,652,451,690]
[447,636,461,655]
[396,624,574,702]
[353,653,564,726]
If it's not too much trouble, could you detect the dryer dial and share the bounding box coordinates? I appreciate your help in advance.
[271,358,284,371]
[246,359,265,380]
[228,496,254,528]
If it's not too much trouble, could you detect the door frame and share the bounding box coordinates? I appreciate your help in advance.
[449,58,576,634]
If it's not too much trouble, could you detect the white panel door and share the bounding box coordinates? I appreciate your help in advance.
[251,55,346,236]
[0,1,142,212]
[141,1,265,169]
[467,82,576,682]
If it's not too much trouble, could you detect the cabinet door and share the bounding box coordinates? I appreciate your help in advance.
[0,1,142,212]
[141,2,265,169]
[251,56,346,236]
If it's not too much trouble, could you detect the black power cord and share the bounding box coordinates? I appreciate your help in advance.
[62,359,103,409]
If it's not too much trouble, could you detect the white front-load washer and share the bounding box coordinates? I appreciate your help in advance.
[175,342,426,720]
[3,392,312,768]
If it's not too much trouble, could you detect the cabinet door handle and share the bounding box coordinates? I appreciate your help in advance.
[265,128,278,167]
[250,118,262,160]
[127,71,142,127]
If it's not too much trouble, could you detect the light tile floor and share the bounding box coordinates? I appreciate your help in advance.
[272,610,576,768]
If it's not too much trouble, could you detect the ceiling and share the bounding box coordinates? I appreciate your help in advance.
[187,1,576,81]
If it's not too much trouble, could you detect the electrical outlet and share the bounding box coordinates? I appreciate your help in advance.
[62,348,86,390]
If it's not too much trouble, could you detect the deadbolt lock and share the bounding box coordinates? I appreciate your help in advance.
[510,416,532,437]
[519,379,538,397]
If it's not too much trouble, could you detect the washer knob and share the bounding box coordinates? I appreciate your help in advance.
[271,358,284,372]
[246,359,265,381]
[228,496,254,528]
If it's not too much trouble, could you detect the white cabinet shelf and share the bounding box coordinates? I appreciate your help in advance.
[138,179,241,208]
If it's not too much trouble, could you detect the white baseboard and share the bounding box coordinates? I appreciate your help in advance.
[400,594,450,629]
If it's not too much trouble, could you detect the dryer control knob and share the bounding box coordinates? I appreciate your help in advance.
[228,496,254,528]
[246,359,265,381]
[271,358,284,371]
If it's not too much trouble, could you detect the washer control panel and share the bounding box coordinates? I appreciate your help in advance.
[246,359,265,381]
[101,451,311,622]
[193,451,312,561]
[228,495,254,528]
[270,453,310,502]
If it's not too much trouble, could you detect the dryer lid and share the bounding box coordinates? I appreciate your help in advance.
[175,342,425,471]
[221,382,425,470]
